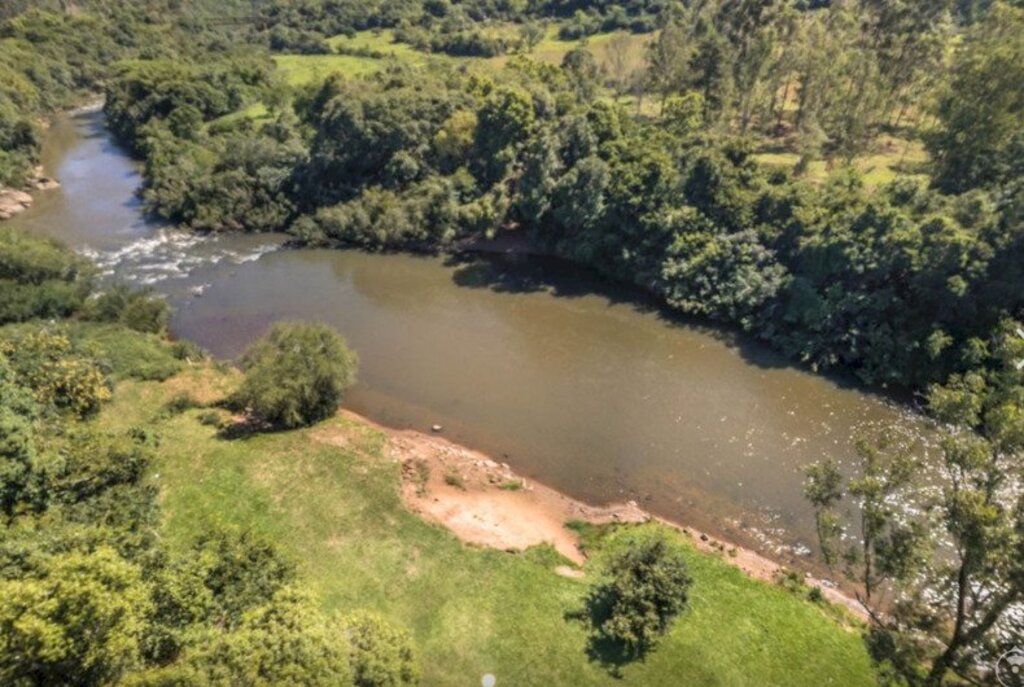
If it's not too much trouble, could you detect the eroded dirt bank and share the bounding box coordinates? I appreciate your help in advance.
[326,410,866,619]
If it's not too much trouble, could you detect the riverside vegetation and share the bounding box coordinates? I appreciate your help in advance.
[1,0,1023,685]
[0,227,876,684]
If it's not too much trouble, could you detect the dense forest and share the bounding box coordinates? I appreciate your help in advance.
[90,0,1024,393]
[1,0,1023,684]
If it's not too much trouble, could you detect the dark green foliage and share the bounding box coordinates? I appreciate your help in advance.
[104,58,274,154]
[51,429,151,506]
[584,536,692,662]
[927,3,1024,193]
[187,528,297,627]
[83,284,169,334]
[299,70,470,205]
[343,611,419,687]
[235,322,358,429]
[0,228,91,325]
[0,359,41,520]
[143,127,304,233]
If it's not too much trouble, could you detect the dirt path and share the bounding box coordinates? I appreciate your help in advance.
[333,410,867,618]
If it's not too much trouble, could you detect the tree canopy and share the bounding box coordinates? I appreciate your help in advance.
[235,321,358,429]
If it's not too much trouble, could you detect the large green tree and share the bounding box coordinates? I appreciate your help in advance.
[235,321,358,429]
[927,1,1024,193]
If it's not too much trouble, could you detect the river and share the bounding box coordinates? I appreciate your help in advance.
[8,108,926,563]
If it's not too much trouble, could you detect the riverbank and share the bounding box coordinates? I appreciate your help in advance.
[0,166,60,220]
[15,106,928,600]
[101,364,877,685]
[338,408,867,619]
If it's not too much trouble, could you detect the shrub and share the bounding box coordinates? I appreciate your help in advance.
[0,329,111,416]
[198,410,227,428]
[592,536,692,659]
[0,227,92,324]
[342,611,419,687]
[0,547,153,686]
[234,322,357,429]
[83,284,170,334]
[442,469,465,490]
[164,392,199,415]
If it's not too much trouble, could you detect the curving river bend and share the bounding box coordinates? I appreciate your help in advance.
[9,109,926,563]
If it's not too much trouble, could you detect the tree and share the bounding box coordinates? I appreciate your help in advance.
[561,46,601,102]
[801,458,843,570]
[518,21,545,52]
[646,13,691,109]
[188,588,353,686]
[0,547,153,686]
[0,357,41,519]
[473,86,536,185]
[604,33,637,102]
[587,536,692,659]
[235,322,358,429]
[804,388,1024,685]
[343,611,419,687]
[687,31,733,124]
[927,2,1024,193]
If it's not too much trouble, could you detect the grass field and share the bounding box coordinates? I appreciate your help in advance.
[272,26,653,86]
[754,134,930,189]
[98,366,878,686]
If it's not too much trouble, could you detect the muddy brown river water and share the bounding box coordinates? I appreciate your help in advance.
[9,108,928,563]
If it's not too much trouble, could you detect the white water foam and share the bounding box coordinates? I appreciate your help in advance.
[81,229,280,287]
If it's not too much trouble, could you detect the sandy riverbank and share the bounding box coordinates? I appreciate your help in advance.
[327,409,867,619]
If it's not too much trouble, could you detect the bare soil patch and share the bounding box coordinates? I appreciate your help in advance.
[338,410,866,618]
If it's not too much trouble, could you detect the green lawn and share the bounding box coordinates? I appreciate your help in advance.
[272,26,654,86]
[273,52,396,86]
[754,135,930,188]
[100,368,877,686]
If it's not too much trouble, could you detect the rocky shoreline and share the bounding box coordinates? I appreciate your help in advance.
[0,166,60,220]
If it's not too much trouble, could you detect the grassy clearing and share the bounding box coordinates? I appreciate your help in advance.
[100,366,877,686]
[530,26,654,69]
[273,52,393,86]
[272,26,654,86]
[754,134,930,188]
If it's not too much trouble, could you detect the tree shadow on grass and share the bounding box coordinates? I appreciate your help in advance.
[211,402,275,441]
[565,585,645,678]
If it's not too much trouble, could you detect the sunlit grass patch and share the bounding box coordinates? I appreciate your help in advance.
[272,52,393,86]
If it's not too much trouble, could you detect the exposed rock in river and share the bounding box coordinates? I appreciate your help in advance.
[0,167,61,220]
[0,189,34,220]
